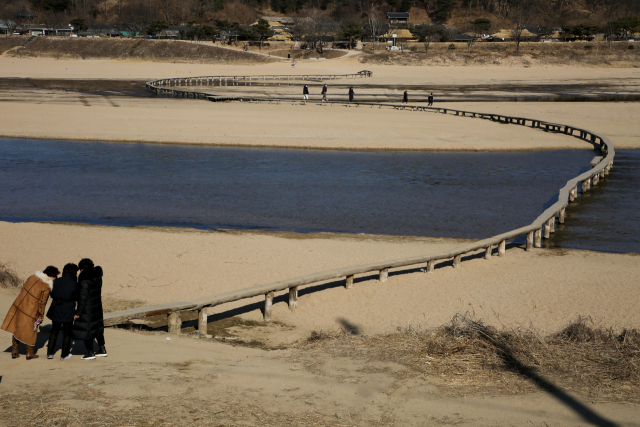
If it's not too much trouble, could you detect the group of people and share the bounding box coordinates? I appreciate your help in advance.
[1,258,107,361]
[302,85,433,106]
[402,91,435,106]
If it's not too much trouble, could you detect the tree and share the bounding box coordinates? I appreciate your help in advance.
[428,0,457,24]
[365,5,384,53]
[0,3,19,34]
[561,23,600,40]
[510,0,536,52]
[470,17,491,33]
[602,20,620,50]
[342,21,361,48]
[146,20,168,35]
[70,17,86,33]
[253,17,272,45]
[410,24,440,53]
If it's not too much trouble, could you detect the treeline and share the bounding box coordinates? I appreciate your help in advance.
[1,0,640,34]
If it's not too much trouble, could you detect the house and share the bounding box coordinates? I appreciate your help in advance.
[158,26,188,39]
[261,16,296,26]
[387,12,409,28]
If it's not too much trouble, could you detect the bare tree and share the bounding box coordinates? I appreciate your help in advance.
[0,8,19,35]
[297,8,338,53]
[366,5,384,54]
[411,24,440,53]
[510,0,535,52]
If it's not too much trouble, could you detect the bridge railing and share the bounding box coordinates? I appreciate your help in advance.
[144,70,373,100]
[102,83,615,335]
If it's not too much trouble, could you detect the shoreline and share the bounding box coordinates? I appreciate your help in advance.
[0,133,607,152]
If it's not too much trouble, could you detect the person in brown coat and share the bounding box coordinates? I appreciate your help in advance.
[1,266,59,359]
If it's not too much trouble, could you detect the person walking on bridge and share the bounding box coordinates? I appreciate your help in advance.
[428,93,434,107]
[303,84,309,100]
[402,90,408,105]
[322,84,328,101]
[348,86,354,102]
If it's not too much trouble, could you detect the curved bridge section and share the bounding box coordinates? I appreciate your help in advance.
[101,75,615,334]
[145,70,373,101]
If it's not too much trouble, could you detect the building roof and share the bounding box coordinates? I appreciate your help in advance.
[387,12,410,19]
[261,16,295,24]
[382,29,413,38]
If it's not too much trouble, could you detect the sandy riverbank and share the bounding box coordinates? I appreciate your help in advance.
[1,56,639,149]
[2,220,639,336]
[1,220,640,425]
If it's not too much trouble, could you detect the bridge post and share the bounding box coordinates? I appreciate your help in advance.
[498,240,506,256]
[198,308,209,336]
[168,312,181,334]
[379,268,389,282]
[544,220,551,239]
[526,232,534,251]
[345,275,354,289]
[264,292,274,321]
[453,255,461,268]
[535,229,542,248]
[485,246,492,259]
[559,207,566,224]
[288,287,298,309]
[549,216,555,233]
[426,260,435,272]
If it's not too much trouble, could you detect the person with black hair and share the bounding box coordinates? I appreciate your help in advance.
[321,84,328,101]
[72,259,106,360]
[402,90,408,105]
[428,93,434,107]
[46,263,79,361]
[348,87,354,102]
[2,266,59,359]
[303,84,309,100]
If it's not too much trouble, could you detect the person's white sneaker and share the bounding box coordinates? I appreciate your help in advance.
[60,354,72,361]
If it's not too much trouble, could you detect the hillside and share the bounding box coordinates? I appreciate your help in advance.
[6,37,276,64]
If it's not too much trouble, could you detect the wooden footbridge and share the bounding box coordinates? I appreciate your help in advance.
[101,73,615,336]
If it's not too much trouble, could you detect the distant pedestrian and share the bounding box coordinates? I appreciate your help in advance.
[428,93,434,107]
[303,84,309,100]
[402,90,408,105]
[292,58,296,68]
[348,86,354,102]
[322,84,328,101]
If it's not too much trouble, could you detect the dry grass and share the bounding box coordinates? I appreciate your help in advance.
[270,49,348,59]
[0,262,22,288]
[361,41,640,67]
[8,37,275,64]
[302,314,640,401]
[0,387,384,427]
[0,35,29,54]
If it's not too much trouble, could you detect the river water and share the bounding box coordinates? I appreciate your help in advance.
[0,138,637,253]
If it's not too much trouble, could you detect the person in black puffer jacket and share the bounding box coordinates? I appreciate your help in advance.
[72,258,106,360]
[46,263,79,360]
